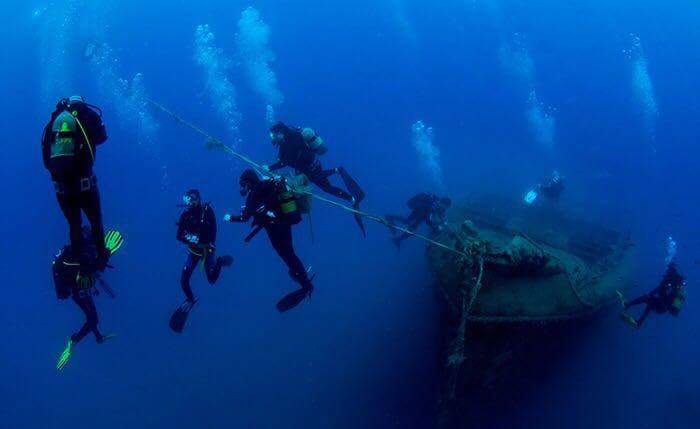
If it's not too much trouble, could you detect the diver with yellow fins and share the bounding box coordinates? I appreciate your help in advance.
[265,122,366,236]
[224,169,314,312]
[42,96,112,272]
[54,227,125,371]
[618,262,687,329]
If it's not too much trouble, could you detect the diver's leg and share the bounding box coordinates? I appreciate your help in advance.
[57,193,83,254]
[310,173,353,201]
[625,295,650,310]
[180,254,200,302]
[636,304,653,327]
[266,224,311,288]
[71,293,101,343]
[267,223,313,312]
[393,217,423,246]
[204,249,223,284]
[82,189,109,267]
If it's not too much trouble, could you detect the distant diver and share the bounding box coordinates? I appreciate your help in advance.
[170,189,233,333]
[618,262,687,329]
[225,169,315,312]
[42,96,111,271]
[54,227,124,371]
[265,122,366,235]
[524,171,565,205]
[385,193,451,248]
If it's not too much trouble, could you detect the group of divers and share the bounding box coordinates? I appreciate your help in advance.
[43,96,687,371]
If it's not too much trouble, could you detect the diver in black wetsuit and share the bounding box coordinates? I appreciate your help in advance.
[176,189,233,304]
[224,169,314,312]
[386,193,452,248]
[53,227,120,370]
[266,122,366,234]
[42,96,110,271]
[539,171,565,202]
[526,171,565,205]
[620,263,687,328]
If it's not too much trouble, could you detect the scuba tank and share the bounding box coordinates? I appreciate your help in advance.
[286,173,312,214]
[50,111,81,159]
[274,177,303,225]
[669,284,686,316]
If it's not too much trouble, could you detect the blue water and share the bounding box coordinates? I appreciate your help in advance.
[2,1,699,427]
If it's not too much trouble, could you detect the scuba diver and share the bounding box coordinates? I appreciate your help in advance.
[265,122,366,235]
[224,169,314,312]
[42,96,111,271]
[170,189,233,333]
[618,262,687,329]
[524,171,565,205]
[54,228,124,371]
[385,193,452,248]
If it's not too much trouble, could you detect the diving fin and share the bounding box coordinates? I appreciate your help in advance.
[169,300,196,334]
[276,288,312,313]
[104,230,125,255]
[97,333,117,344]
[56,339,74,371]
[620,312,639,328]
[616,290,626,308]
[337,168,366,237]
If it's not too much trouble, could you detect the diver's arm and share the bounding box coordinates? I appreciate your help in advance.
[41,122,52,170]
[82,106,108,145]
[176,214,189,244]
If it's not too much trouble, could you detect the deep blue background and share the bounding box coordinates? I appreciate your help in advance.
[1,1,698,428]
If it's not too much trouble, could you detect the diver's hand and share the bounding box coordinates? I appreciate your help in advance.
[224,214,233,223]
[262,164,270,172]
[77,273,95,290]
[185,234,199,244]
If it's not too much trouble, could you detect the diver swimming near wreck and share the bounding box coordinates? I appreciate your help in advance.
[618,262,687,328]
[264,122,366,235]
[524,171,565,205]
[225,169,315,313]
[386,193,451,248]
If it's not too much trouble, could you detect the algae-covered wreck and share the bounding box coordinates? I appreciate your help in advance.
[426,195,635,404]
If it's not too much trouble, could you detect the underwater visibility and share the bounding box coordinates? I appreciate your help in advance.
[2,0,699,428]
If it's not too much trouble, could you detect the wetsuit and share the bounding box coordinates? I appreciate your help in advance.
[176,203,227,302]
[387,193,448,245]
[42,100,109,268]
[268,127,354,202]
[53,246,105,344]
[228,178,313,311]
[625,263,685,327]
[539,176,564,202]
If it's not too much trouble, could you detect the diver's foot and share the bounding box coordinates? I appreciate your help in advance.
[218,256,234,268]
[56,339,74,371]
[620,313,639,329]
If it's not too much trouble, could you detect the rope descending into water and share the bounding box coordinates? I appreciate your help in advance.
[147,98,467,257]
[445,256,485,401]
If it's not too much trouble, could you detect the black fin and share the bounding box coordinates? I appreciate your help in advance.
[338,167,365,202]
[337,168,367,236]
[276,288,311,313]
[169,303,194,333]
